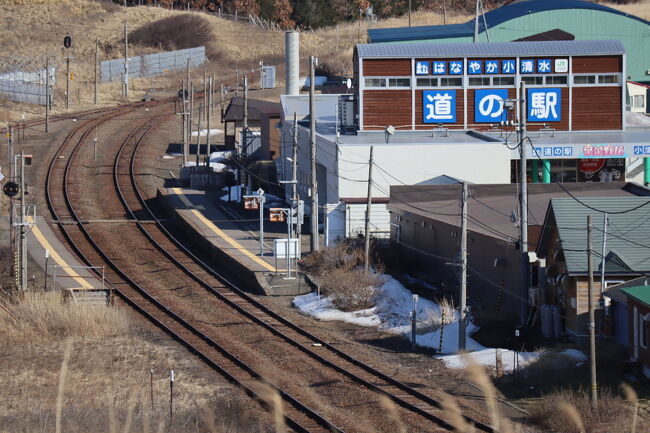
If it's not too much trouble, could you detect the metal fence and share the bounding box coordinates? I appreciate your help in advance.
[0,64,55,105]
[100,46,206,83]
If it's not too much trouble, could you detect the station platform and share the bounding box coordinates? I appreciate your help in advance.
[157,187,310,296]
[25,216,109,300]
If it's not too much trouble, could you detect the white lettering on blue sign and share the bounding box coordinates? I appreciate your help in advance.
[501,60,516,74]
[468,60,483,74]
[528,88,561,122]
[474,89,508,123]
[543,147,553,157]
[485,60,499,74]
[520,59,534,74]
[535,146,573,158]
[634,146,650,155]
[449,61,463,75]
[564,147,573,156]
[415,61,430,75]
[537,59,551,73]
[432,61,447,75]
[423,90,456,123]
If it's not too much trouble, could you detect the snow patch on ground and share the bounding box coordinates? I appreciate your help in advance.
[191,128,224,137]
[293,274,586,371]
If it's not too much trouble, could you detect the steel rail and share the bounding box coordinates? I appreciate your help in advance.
[125,110,496,432]
[46,104,342,433]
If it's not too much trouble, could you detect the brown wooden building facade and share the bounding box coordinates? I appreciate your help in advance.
[354,41,625,133]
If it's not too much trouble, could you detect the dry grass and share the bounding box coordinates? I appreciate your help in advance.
[0,291,265,433]
[529,387,648,433]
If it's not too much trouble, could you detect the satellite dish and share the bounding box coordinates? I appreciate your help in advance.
[346,78,352,89]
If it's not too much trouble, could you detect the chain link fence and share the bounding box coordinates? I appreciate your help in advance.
[100,46,206,83]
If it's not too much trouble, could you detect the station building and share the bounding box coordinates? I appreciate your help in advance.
[278,39,650,243]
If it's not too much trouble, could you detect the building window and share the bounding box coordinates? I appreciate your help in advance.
[633,95,645,108]
[468,77,490,86]
[388,78,411,87]
[546,75,568,85]
[640,313,648,349]
[492,76,515,86]
[599,74,620,84]
[574,75,597,85]
[440,77,462,87]
[521,76,544,85]
[417,77,437,87]
[365,78,386,88]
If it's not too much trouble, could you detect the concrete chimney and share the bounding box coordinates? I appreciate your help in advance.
[285,31,300,95]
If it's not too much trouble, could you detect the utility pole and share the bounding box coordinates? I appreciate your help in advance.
[408,0,412,27]
[182,79,188,166]
[442,0,447,24]
[124,21,129,99]
[220,81,224,120]
[19,152,26,291]
[473,0,480,42]
[292,112,298,203]
[587,214,598,408]
[206,76,212,168]
[459,182,468,352]
[363,147,374,273]
[309,56,319,252]
[65,56,71,109]
[599,212,608,335]
[45,57,50,132]
[518,81,528,326]
[8,127,14,251]
[94,38,99,105]
[242,75,250,196]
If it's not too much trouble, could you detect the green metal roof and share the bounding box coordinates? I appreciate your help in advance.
[621,285,650,307]
[546,197,650,276]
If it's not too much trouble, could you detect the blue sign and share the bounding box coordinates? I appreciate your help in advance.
[520,59,535,74]
[415,61,430,75]
[537,59,552,73]
[533,147,573,158]
[485,60,499,74]
[432,61,447,75]
[528,88,562,122]
[475,89,508,123]
[501,60,516,74]
[468,60,483,75]
[633,146,650,156]
[449,61,463,75]
[423,90,456,124]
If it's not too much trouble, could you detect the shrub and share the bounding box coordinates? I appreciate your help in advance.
[320,267,382,311]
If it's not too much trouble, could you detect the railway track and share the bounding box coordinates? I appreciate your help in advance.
[46,102,343,433]
[46,100,496,433]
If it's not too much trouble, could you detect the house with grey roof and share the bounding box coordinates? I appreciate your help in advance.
[536,196,650,340]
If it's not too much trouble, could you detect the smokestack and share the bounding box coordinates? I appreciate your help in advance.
[285,31,299,95]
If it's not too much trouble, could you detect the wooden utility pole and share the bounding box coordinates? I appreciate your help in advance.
[242,75,250,196]
[309,56,319,252]
[518,81,528,326]
[587,214,598,408]
[94,38,99,105]
[220,81,224,120]
[45,57,50,132]
[442,0,447,24]
[182,79,188,166]
[19,152,26,291]
[408,0,412,27]
[8,127,14,250]
[195,103,202,167]
[124,21,129,99]
[459,182,469,351]
[363,146,374,273]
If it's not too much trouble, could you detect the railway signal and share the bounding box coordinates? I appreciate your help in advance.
[64,35,72,49]
[3,181,18,198]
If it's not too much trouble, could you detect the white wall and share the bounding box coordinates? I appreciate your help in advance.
[337,142,512,199]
